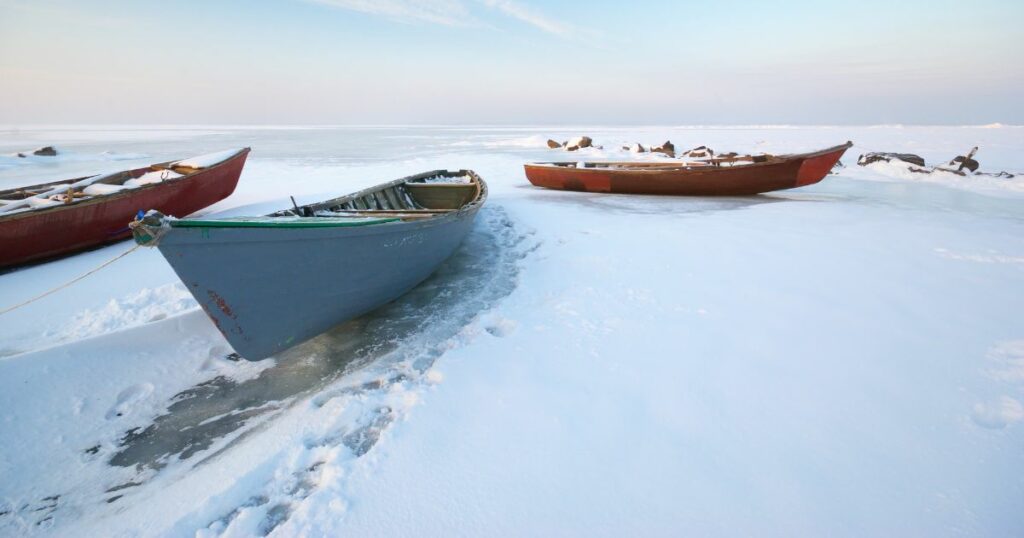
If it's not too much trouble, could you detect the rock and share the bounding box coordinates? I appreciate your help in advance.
[565,136,593,151]
[16,153,26,158]
[975,171,1015,178]
[683,145,714,158]
[32,146,58,156]
[650,141,675,157]
[718,152,738,159]
[949,155,980,173]
[622,143,647,153]
[546,139,563,149]
[857,152,925,167]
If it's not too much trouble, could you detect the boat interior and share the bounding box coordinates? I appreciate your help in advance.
[0,160,218,217]
[538,153,772,170]
[277,170,486,221]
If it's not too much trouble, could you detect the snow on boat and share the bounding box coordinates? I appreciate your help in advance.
[132,170,487,360]
[524,142,852,196]
[0,148,250,268]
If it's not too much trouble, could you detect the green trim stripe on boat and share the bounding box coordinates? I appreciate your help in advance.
[170,216,400,229]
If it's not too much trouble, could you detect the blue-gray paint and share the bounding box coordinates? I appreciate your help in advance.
[155,195,483,360]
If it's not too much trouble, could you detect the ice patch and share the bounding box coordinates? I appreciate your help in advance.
[450,135,551,149]
[0,149,149,171]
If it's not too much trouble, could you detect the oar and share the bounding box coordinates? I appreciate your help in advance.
[0,171,120,214]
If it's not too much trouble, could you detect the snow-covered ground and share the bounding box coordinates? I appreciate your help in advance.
[1,125,1023,537]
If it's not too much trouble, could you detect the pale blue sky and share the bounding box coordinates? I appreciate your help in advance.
[1,0,1021,124]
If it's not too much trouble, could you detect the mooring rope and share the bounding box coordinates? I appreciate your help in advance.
[0,243,142,317]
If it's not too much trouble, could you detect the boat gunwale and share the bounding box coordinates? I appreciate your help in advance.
[167,169,488,232]
[0,148,251,222]
[525,141,853,174]
[169,216,401,229]
[302,169,487,216]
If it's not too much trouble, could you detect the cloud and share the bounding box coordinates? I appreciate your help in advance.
[305,0,579,39]
[478,0,574,38]
[306,0,473,26]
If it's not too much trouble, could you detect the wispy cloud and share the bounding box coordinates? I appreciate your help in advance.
[305,0,581,40]
[306,0,473,26]
[478,0,574,38]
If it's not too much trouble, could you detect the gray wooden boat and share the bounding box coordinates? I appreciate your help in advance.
[132,169,487,360]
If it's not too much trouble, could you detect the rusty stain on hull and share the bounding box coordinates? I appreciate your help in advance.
[207,290,236,319]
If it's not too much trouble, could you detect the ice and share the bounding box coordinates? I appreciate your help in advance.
[1,125,1023,536]
[0,147,150,176]
[172,148,244,169]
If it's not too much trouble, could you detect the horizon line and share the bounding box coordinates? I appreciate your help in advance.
[0,123,1019,130]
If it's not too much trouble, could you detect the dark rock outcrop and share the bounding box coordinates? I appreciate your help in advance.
[683,145,713,158]
[650,141,675,157]
[975,171,1015,178]
[857,152,926,167]
[949,155,980,173]
[547,139,563,149]
[565,136,593,151]
[32,146,58,156]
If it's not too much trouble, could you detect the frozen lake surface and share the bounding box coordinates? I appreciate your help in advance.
[1,125,1023,536]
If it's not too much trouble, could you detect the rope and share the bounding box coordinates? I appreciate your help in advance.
[129,211,171,247]
[0,243,142,317]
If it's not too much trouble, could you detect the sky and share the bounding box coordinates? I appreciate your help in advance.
[0,0,1021,125]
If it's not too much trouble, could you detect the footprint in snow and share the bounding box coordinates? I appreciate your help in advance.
[105,383,155,420]
[484,316,517,337]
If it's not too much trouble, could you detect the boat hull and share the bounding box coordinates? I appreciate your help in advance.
[154,207,481,360]
[524,142,851,196]
[0,149,249,268]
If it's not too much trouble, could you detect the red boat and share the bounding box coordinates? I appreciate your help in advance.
[0,148,250,268]
[524,142,852,196]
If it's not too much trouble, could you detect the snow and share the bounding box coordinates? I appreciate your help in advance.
[81,183,128,195]
[172,149,243,169]
[1,125,1023,536]
[124,169,183,187]
[419,173,473,184]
